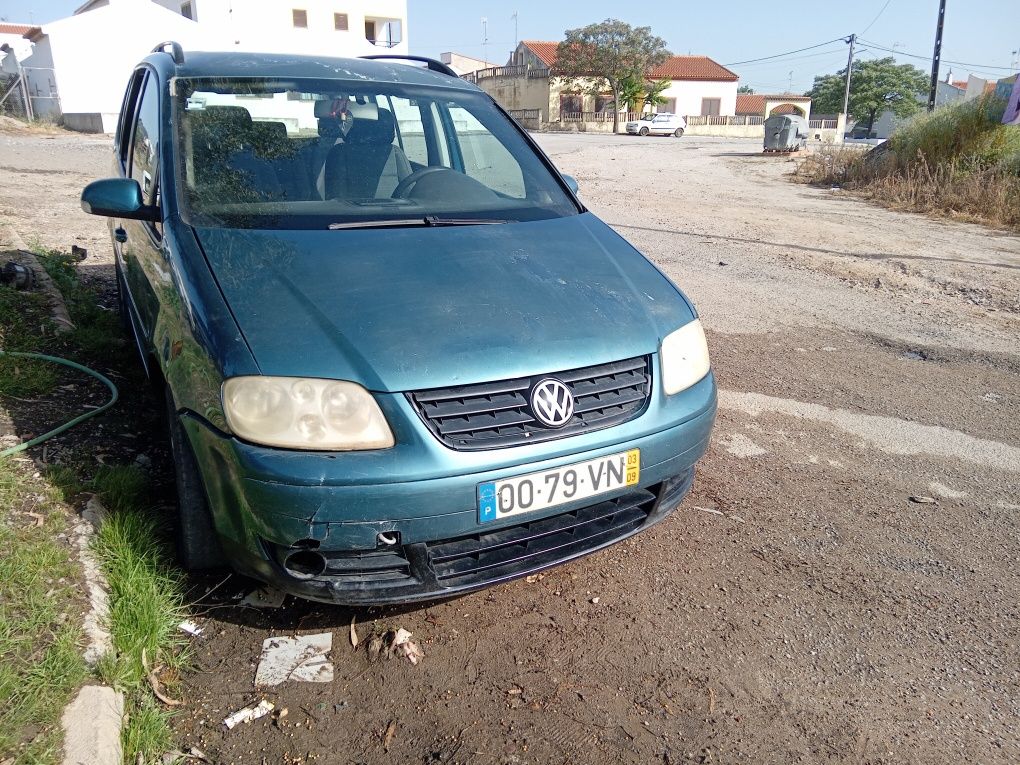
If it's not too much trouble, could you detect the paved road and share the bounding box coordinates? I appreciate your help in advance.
[2,129,1018,764]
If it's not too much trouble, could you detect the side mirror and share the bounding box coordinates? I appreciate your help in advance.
[562,174,579,195]
[81,178,159,222]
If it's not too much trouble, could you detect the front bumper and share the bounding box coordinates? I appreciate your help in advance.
[183,375,716,605]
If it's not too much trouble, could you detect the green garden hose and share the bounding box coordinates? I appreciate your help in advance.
[0,350,119,457]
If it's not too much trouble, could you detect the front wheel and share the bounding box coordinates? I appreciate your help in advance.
[674,127,684,137]
[639,127,649,136]
[166,387,224,571]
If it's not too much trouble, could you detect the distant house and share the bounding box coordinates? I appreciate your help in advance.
[15,0,408,132]
[440,52,499,77]
[470,40,739,127]
[0,22,34,74]
[735,93,813,118]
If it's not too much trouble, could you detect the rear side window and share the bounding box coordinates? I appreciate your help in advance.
[131,73,160,204]
[116,70,145,169]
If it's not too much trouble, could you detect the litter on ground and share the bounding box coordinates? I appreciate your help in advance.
[223,699,274,729]
[240,587,287,609]
[255,632,334,686]
[178,620,203,637]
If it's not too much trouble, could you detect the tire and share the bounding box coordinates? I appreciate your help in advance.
[674,127,684,137]
[166,386,224,571]
[639,127,649,136]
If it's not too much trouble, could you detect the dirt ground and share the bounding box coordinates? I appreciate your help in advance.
[2,128,1018,765]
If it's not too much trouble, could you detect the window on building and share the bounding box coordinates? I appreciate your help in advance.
[365,19,375,40]
[560,93,583,115]
[334,12,348,30]
[656,98,676,114]
[595,94,616,113]
[180,1,193,20]
[701,98,721,117]
[293,9,308,28]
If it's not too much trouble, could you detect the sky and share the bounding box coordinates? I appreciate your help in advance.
[3,0,1017,93]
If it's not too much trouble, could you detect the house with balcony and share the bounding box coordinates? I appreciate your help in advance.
[16,0,407,132]
[467,40,739,131]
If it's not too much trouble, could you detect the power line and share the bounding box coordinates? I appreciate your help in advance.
[733,47,852,68]
[724,37,849,67]
[859,38,1017,72]
[860,0,893,36]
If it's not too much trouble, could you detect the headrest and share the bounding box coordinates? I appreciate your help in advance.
[345,106,395,146]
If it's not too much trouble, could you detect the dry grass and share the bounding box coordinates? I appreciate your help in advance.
[796,94,1020,230]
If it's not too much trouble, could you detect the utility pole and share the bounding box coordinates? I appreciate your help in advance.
[842,33,856,118]
[927,0,947,112]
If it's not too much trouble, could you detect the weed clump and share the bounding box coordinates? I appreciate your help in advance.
[797,94,1020,229]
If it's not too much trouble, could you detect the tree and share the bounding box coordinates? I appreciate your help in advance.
[555,19,670,132]
[737,84,756,94]
[808,56,928,134]
[618,74,645,112]
[644,78,672,110]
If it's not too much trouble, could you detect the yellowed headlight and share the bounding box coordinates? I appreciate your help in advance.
[222,377,394,450]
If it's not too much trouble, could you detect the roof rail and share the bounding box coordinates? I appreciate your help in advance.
[359,54,458,78]
[151,41,185,65]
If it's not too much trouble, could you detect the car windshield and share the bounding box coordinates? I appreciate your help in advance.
[172,77,579,229]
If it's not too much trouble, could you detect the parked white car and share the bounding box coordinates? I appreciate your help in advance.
[626,112,687,137]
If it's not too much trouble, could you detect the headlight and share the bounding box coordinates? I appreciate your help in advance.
[222,377,394,451]
[660,319,711,395]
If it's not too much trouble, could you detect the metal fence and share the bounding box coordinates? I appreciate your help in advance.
[560,111,642,123]
[0,73,31,120]
[809,119,839,129]
[23,67,60,120]
[686,115,765,126]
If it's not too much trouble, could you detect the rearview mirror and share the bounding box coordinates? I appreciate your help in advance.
[561,174,579,195]
[81,178,159,221]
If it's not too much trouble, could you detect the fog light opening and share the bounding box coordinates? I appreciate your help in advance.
[377,531,400,548]
[282,549,326,579]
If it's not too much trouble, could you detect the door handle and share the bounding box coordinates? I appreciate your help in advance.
[114,227,127,243]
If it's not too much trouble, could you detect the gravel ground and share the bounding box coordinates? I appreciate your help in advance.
[1,128,1018,764]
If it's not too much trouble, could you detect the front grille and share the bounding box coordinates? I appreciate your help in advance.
[409,356,651,450]
[425,488,656,588]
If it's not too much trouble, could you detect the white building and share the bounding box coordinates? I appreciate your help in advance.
[471,41,739,128]
[16,0,408,132]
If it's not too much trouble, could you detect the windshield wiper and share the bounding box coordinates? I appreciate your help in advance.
[328,216,507,230]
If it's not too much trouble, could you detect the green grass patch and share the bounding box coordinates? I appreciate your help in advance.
[0,458,89,764]
[34,250,127,359]
[1,250,190,763]
[90,466,188,763]
[0,285,60,398]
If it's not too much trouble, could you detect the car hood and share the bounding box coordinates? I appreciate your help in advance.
[193,213,693,392]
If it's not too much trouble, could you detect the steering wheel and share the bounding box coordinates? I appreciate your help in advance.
[391,166,450,199]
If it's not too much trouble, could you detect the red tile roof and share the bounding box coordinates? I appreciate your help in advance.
[735,93,811,114]
[521,41,738,81]
[735,94,765,114]
[0,22,34,35]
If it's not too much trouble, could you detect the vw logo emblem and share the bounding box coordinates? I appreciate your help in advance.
[530,378,575,428]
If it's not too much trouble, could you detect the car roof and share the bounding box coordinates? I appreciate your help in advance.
[146,50,478,93]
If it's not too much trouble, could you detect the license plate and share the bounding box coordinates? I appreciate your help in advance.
[477,449,640,523]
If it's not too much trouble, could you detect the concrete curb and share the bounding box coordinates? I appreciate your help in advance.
[61,686,124,765]
[2,227,75,333]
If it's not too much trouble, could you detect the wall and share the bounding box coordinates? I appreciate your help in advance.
[22,0,212,130]
[474,73,552,122]
[660,79,737,117]
[181,0,408,57]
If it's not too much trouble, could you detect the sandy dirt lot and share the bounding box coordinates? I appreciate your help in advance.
[2,128,1018,764]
